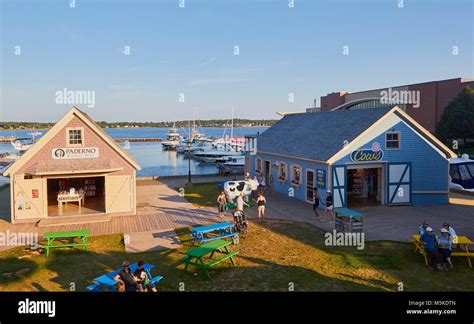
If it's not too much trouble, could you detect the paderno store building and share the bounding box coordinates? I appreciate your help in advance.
[248,107,456,209]
[2,107,141,223]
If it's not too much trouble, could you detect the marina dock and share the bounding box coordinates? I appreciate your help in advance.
[114,137,162,142]
[0,137,162,143]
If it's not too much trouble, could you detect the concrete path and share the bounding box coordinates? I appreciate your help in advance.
[124,229,182,253]
[244,190,474,242]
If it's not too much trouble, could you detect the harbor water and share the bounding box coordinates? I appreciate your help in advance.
[0,127,267,183]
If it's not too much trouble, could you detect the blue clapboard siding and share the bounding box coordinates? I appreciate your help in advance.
[334,121,449,204]
[250,153,329,205]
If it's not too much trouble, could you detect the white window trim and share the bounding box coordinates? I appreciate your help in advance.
[278,162,288,182]
[290,164,302,187]
[66,127,84,147]
[385,131,400,150]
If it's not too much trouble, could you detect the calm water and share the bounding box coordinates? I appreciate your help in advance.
[0,127,267,180]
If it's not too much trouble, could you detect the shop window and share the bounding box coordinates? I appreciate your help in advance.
[256,158,262,173]
[291,165,302,186]
[386,132,400,149]
[67,128,83,146]
[278,162,288,182]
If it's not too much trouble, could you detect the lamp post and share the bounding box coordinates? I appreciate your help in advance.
[186,130,192,187]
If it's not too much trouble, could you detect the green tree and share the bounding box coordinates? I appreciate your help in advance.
[435,86,474,145]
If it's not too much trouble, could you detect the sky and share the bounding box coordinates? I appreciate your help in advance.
[0,0,473,122]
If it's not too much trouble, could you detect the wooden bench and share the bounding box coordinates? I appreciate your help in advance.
[43,229,90,257]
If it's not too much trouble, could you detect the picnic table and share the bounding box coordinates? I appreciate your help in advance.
[191,222,239,245]
[334,208,363,233]
[179,239,238,279]
[87,262,163,292]
[412,234,474,268]
[43,229,90,257]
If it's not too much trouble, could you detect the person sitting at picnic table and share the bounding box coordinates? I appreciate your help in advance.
[255,192,266,221]
[133,260,157,292]
[418,221,429,235]
[114,261,138,292]
[442,222,457,238]
[438,228,453,270]
[324,190,334,222]
[420,227,443,271]
[217,190,227,219]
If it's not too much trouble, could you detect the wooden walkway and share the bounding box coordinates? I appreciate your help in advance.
[1,180,226,248]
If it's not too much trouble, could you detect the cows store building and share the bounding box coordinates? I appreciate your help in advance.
[2,107,141,223]
[247,107,456,208]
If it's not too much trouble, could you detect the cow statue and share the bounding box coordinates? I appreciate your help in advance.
[223,178,259,204]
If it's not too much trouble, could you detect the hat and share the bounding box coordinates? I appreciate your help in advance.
[423,221,429,226]
[442,222,450,227]
[122,261,130,267]
[327,190,331,193]
[425,227,433,232]
[440,228,449,234]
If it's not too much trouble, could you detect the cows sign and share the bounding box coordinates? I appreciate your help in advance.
[52,147,99,159]
[350,142,384,162]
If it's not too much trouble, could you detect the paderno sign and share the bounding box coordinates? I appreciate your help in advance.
[52,147,99,159]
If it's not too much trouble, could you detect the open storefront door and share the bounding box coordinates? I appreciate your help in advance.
[13,178,47,219]
[332,165,346,208]
[105,175,133,213]
[387,163,411,205]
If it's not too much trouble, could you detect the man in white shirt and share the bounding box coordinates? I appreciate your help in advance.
[236,193,249,212]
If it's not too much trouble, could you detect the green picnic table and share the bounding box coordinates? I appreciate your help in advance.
[43,229,91,257]
[179,239,238,279]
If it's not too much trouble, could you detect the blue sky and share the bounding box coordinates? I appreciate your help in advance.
[1,0,473,122]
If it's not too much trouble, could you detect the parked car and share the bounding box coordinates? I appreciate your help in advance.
[449,154,474,191]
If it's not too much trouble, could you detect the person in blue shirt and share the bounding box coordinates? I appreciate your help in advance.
[418,221,429,235]
[438,228,453,269]
[420,227,443,271]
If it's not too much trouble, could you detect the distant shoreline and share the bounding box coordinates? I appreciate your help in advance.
[0,125,270,131]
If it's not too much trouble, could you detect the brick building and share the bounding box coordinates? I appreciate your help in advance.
[307,78,474,132]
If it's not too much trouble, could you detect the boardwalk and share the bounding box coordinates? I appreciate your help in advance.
[1,180,225,249]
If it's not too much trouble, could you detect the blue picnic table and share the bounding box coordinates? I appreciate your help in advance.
[87,262,163,292]
[192,222,239,245]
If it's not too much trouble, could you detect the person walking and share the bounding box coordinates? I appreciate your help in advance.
[324,190,334,222]
[236,192,249,212]
[217,190,227,218]
[256,192,267,221]
[312,187,322,219]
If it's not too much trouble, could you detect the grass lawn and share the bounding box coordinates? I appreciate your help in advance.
[183,182,220,207]
[1,182,473,292]
[1,222,474,292]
